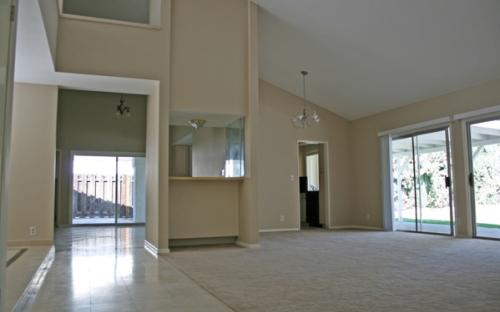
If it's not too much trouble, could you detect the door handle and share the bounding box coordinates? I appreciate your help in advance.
[445,176,451,188]
[468,173,474,187]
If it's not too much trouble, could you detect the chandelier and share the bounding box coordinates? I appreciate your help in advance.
[187,119,206,129]
[292,70,320,128]
[116,94,131,118]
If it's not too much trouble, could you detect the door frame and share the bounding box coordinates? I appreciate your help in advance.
[68,150,146,226]
[466,114,500,240]
[0,0,17,309]
[392,126,455,236]
[296,140,332,230]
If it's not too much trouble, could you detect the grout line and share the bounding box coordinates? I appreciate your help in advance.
[6,248,28,268]
[159,255,238,312]
[12,247,55,312]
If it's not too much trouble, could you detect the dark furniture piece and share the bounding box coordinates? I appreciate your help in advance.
[299,176,322,228]
[305,191,321,227]
[299,176,308,193]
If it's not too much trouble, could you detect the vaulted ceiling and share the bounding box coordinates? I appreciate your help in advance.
[256,0,500,120]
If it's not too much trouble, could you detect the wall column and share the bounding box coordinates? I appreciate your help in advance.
[237,1,260,247]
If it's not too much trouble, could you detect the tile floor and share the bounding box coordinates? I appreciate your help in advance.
[23,226,232,312]
[7,247,51,311]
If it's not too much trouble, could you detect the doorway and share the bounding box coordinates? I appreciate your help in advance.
[468,118,500,239]
[298,141,329,229]
[71,154,146,225]
[391,128,454,235]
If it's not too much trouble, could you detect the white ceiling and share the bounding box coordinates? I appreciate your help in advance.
[256,0,500,120]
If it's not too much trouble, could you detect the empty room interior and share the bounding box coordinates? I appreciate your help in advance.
[1,0,500,311]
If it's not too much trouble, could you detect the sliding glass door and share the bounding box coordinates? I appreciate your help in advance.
[468,119,500,239]
[392,128,454,235]
[72,155,145,225]
[116,157,146,224]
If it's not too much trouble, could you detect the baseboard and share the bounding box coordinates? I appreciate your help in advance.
[236,240,260,249]
[329,225,384,231]
[144,240,158,258]
[169,237,237,248]
[259,228,300,233]
[7,240,53,247]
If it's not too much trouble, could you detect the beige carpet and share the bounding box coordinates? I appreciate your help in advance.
[165,230,500,312]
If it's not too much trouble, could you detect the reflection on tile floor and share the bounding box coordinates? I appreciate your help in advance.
[25,226,232,312]
[7,247,51,311]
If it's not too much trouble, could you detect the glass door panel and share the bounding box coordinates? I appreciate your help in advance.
[72,155,146,225]
[414,130,453,234]
[116,157,146,224]
[469,120,500,239]
[72,156,117,225]
[392,129,453,235]
[392,137,417,231]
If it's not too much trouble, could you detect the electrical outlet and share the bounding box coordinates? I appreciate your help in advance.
[29,226,37,236]
[290,175,295,181]
[280,215,285,222]
[366,213,371,221]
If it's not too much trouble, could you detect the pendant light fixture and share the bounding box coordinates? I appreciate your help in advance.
[116,94,131,118]
[292,70,320,128]
[187,119,206,130]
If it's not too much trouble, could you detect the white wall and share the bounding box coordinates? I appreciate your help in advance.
[7,83,58,245]
[0,0,16,306]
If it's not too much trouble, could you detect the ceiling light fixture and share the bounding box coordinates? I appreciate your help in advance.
[292,70,320,128]
[116,94,131,118]
[187,119,206,129]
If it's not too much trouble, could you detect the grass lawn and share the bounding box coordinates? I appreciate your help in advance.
[401,218,500,229]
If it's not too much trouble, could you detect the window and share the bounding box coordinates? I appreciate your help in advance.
[306,154,320,191]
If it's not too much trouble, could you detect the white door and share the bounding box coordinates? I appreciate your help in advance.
[0,0,17,310]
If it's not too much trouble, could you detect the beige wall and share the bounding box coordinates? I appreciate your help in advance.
[169,180,239,239]
[163,0,251,247]
[56,15,165,80]
[170,0,247,115]
[7,83,58,245]
[146,82,160,246]
[56,89,147,226]
[350,78,500,229]
[258,80,351,230]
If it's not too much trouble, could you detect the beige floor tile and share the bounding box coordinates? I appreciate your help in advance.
[22,227,232,312]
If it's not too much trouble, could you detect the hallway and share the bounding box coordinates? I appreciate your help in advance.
[22,227,232,312]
